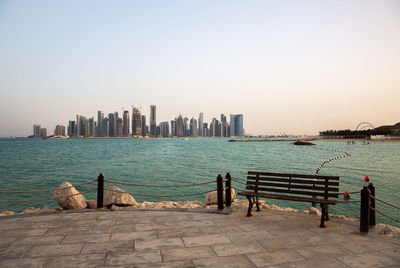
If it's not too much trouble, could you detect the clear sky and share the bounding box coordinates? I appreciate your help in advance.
[0,0,399,137]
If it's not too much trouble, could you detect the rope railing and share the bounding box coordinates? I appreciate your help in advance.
[104,179,216,188]
[105,187,215,198]
[0,179,97,194]
[370,195,400,210]
[231,178,247,185]
[0,188,97,203]
[370,207,400,223]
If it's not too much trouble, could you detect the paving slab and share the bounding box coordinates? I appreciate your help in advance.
[0,207,398,267]
[161,246,216,261]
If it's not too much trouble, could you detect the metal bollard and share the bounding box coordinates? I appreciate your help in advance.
[217,174,224,210]
[97,173,104,209]
[368,183,376,226]
[225,173,232,207]
[360,186,370,233]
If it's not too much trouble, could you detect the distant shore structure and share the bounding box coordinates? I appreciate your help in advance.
[31,105,244,139]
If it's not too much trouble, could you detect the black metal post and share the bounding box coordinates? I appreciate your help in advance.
[368,183,376,226]
[225,173,232,207]
[217,174,224,210]
[360,186,370,233]
[97,173,104,209]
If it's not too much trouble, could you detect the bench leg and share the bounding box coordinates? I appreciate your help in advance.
[320,204,326,228]
[246,196,254,217]
[325,205,329,221]
[255,197,260,211]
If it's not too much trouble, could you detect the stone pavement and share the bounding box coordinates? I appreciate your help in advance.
[0,207,399,267]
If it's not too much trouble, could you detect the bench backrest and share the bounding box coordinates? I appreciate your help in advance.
[246,171,339,199]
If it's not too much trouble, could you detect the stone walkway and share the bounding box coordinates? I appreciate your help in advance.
[0,207,399,267]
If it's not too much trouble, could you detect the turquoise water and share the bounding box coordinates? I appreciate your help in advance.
[0,138,399,227]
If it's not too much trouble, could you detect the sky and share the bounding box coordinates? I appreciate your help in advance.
[0,0,399,137]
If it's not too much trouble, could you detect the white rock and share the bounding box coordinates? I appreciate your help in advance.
[53,182,87,210]
[205,188,236,205]
[105,186,138,207]
[86,200,97,209]
[308,207,321,216]
[0,210,15,216]
[375,223,400,238]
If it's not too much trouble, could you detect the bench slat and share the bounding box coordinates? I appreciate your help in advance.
[248,171,339,180]
[247,176,339,186]
[245,185,339,198]
[237,191,338,204]
[246,181,339,192]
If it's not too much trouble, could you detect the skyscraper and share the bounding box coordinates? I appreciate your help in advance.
[150,105,156,136]
[160,122,169,137]
[97,111,104,137]
[132,107,142,136]
[113,112,119,137]
[116,118,123,137]
[175,115,184,137]
[76,115,87,137]
[122,110,130,137]
[40,128,47,138]
[102,117,109,137]
[54,125,66,136]
[170,120,176,136]
[190,117,198,137]
[141,115,146,136]
[198,113,203,137]
[68,121,76,137]
[230,114,244,137]
[33,124,41,138]
[221,114,226,124]
[88,118,95,137]
[108,113,115,137]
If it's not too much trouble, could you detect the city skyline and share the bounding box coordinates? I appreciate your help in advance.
[32,105,245,138]
[1,1,399,137]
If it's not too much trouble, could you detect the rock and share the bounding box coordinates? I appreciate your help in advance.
[20,206,58,214]
[375,224,400,238]
[110,205,119,211]
[52,182,87,210]
[308,207,321,216]
[0,210,15,216]
[205,189,236,205]
[86,200,97,209]
[105,186,138,207]
[293,140,315,146]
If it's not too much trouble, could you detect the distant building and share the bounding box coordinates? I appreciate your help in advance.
[108,113,115,137]
[33,124,41,138]
[150,105,156,136]
[203,123,208,137]
[116,118,123,137]
[221,114,226,124]
[183,117,189,137]
[175,115,184,137]
[97,111,104,137]
[76,115,87,137]
[88,118,95,137]
[160,122,169,137]
[122,110,130,137]
[40,128,47,138]
[170,120,176,136]
[375,123,400,135]
[54,125,66,136]
[198,113,204,137]
[102,118,109,137]
[68,121,76,137]
[230,114,244,137]
[141,115,146,136]
[132,107,142,136]
[190,117,198,137]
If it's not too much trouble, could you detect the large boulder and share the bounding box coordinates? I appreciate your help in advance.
[205,188,236,205]
[52,182,87,210]
[105,186,138,207]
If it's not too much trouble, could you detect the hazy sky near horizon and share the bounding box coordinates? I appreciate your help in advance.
[1,0,399,136]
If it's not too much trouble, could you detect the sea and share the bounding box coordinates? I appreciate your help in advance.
[0,138,399,227]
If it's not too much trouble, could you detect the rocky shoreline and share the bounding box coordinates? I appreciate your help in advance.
[1,182,399,238]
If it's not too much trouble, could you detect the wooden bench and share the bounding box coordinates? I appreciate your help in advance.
[237,171,339,227]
